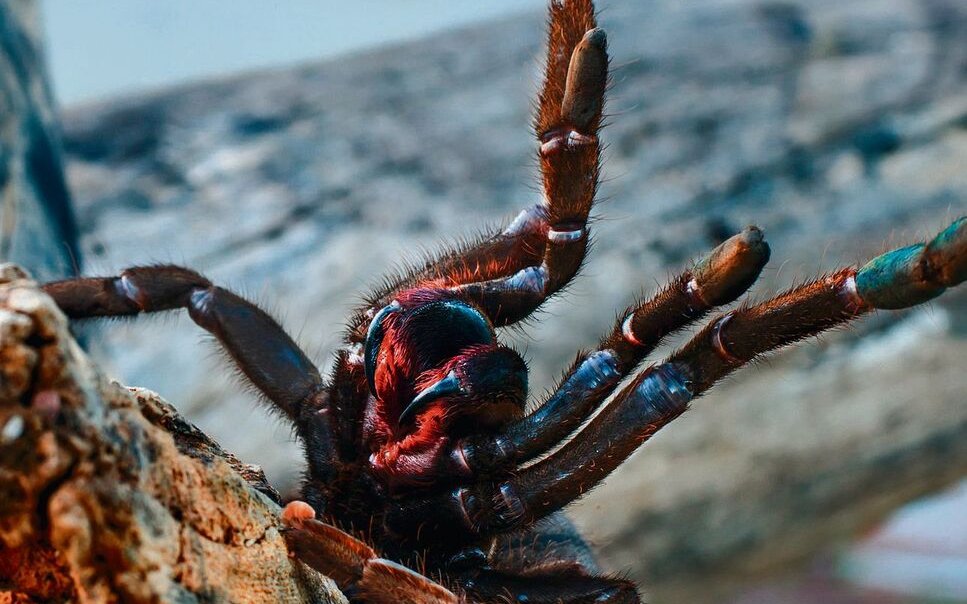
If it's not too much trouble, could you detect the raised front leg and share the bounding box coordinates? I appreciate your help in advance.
[350,0,608,338]
[452,12,608,327]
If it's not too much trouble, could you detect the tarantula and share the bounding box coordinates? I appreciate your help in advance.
[42,1,966,602]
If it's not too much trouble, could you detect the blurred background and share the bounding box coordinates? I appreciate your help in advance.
[1,0,964,601]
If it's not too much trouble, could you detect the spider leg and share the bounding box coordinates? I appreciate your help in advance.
[42,265,340,484]
[353,214,548,327]
[386,217,966,540]
[281,502,460,604]
[285,503,637,604]
[451,7,607,327]
[398,228,768,482]
[671,216,967,394]
[351,1,607,333]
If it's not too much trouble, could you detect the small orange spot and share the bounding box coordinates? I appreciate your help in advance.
[281,500,315,526]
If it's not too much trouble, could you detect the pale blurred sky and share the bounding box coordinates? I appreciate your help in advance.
[42,1,545,107]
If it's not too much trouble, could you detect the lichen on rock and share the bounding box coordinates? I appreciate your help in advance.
[0,264,344,603]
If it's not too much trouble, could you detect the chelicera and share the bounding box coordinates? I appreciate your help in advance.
[42,1,966,602]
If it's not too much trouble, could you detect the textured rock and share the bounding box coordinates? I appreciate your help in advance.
[0,0,79,281]
[0,266,344,603]
[58,0,966,599]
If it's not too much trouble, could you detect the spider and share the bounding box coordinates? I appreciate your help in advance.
[42,1,966,602]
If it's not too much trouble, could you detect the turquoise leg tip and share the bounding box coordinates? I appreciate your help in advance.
[856,244,944,310]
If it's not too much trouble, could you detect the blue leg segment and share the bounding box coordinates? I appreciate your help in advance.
[856,217,967,309]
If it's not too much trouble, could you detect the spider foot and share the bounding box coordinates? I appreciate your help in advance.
[854,216,966,309]
[539,27,607,157]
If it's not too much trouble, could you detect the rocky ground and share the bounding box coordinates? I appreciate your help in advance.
[57,0,965,600]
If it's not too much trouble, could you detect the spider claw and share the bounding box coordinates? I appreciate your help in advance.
[690,226,771,306]
[561,28,608,131]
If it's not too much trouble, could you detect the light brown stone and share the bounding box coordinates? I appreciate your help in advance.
[0,266,345,603]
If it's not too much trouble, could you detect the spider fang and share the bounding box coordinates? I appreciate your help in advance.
[402,370,465,423]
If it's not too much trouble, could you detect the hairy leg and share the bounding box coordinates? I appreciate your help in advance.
[670,218,967,392]
[350,0,607,338]
[43,265,340,485]
[285,501,638,604]
[281,502,460,604]
[451,16,607,327]
[385,217,966,540]
[376,227,768,483]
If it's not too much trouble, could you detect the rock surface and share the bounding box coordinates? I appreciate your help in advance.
[58,0,966,600]
[0,266,344,603]
[0,0,79,281]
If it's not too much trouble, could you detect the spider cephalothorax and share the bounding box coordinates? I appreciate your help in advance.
[42,1,966,602]
[362,294,528,488]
